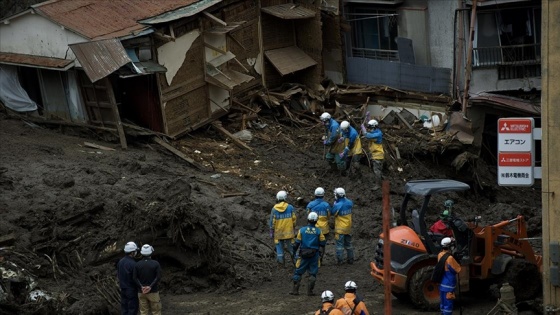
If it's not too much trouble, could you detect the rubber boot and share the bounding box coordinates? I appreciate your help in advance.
[307,276,316,296]
[289,280,300,295]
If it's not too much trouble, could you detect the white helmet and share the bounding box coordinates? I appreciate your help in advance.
[276,190,288,201]
[314,187,325,197]
[124,242,138,253]
[308,212,319,222]
[340,121,350,130]
[321,290,335,303]
[140,244,154,256]
[334,187,346,198]
[367,119,378,128]
[441,237,455,248]
[320,112,331,122]
[345,280,358,290]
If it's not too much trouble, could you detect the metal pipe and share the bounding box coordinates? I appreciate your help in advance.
[461,0,478,116]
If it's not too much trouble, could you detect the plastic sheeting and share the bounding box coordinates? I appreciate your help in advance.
[0,65,38,112]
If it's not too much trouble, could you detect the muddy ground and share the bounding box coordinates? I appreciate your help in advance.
[0,110,542,315]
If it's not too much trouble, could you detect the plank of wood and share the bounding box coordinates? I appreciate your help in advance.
[221,192,249,198]
[104,77,127,149]
[202,11,227,26]
[152,137,205,170]
[211,122,253,151]
[84,142,116,151]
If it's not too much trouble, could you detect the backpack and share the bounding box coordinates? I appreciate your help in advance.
[431,252,451,283]
[340,297,362,315]
[320,306,333,315]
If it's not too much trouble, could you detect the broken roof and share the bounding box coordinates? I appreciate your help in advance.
[0,52,73,70]
[469,93,541,116]
[69,39,131,83]
[30,0,201,40]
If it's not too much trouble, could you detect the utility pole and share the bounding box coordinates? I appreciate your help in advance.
[461,0,477,116]
[541,0,560,312]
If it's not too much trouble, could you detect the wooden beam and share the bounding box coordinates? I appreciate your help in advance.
[83,142,116,151]
[232,100,260,113]
[203,11,227,26]
[395,111,413,130]
[211,121,253,151]
[104,77,127,149]
[152,137,205,170]
[221,192,249,198]
[153,32,175,42]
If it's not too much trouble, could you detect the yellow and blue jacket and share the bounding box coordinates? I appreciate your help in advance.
[269,202,297,242]
[295,224,326,250]
[364,128,384,160]
[331,197,353,235]
[306,198,331,235]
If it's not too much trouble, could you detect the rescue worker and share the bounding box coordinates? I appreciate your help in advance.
[438,237,461,315]
[315,290,344,315]
[338,121,362,174]
[117,241,139,315]
[133,244,162,315]
[334,281,370,315]
[320,112,345,170]
[429,200,454,237]
[361,119,384,184]
[330,187,354,265]
[290,212,326,296]
[269,190,297,265]
[306,187,331,242]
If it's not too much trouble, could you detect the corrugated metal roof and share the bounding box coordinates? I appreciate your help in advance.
[0,52,73,70]
[33,0,201,40]
[261,4,315,19]
[69,39,131,83]
[265,46,317,76]
[470,93,541,115]
[140,0,222,24]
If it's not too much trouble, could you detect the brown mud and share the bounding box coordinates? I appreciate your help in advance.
[0,112,542,314]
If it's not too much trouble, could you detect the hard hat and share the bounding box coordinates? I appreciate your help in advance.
[440,210,450,219]
[340,121,350,130]
[314,187,325,197]
[276,190,288,201]
[367,119,379,128]
[320,112,331,122]
[344,280,358,290]
[321,290,335,303]
[308,212,319,222]
[441,237,455,248]
[140,244,154,256]
[334,187,346,198]
[444,199,454,208]
[124,242,138,253]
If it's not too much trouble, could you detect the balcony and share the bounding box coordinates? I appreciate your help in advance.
[351,48,399,61]
[472,43,541,67]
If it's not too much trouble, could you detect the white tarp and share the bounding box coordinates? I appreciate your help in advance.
[0,65,38,112]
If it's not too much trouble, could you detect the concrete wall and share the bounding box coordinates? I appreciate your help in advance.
[0,13,86,59]
[426,0,458,69]
[471,68,542,93]
[398,0,429,66]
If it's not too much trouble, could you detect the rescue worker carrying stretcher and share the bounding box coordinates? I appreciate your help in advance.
[290,212,326,296]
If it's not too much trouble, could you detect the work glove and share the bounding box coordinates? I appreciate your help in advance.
[337,136,345,143]
[269,229,274,239]
[323,139,329,145]
[366,111,370,120]
[360,124,367,134]
[339,147,349,158]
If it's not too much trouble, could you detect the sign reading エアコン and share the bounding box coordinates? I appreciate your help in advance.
[497,118,534,186]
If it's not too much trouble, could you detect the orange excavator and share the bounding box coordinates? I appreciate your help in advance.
[370,179,542,310]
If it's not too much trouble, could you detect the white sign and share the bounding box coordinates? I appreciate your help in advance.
[497,118,534,152]
[497,117,534,187]
[497,152,534,186]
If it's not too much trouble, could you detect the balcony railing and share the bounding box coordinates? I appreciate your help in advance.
[473,43,541,67]
[352,48,399,61]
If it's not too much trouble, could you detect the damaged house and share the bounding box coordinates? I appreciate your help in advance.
[334,0,541,163]
[0,0,332,147]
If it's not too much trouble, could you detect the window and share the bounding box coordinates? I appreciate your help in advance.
[473,7,541,68]
[346,7,398,60]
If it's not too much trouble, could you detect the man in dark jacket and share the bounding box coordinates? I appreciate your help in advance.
[117,241,139,315]
[133,244,162,315]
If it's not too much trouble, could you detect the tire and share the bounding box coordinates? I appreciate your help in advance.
[505,259,542,302]
[408,266,440,311]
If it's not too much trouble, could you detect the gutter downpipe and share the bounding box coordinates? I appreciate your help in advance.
[461,0,478,116]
